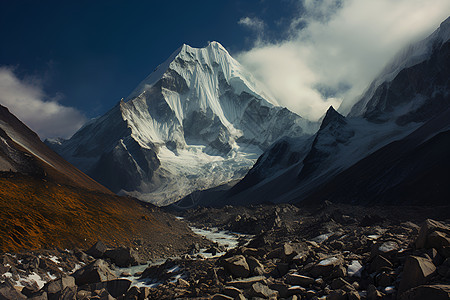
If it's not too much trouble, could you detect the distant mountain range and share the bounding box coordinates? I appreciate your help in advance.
[176,16,450,207]
[45,17,450,208]
[47,41,316,206]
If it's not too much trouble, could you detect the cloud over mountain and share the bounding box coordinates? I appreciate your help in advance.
[237,0,450,120]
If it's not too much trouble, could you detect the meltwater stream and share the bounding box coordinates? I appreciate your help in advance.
[115,221,252,288]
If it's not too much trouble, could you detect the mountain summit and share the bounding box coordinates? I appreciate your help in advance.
[49,42,315,205]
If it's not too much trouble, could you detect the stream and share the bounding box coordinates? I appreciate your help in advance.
[115,222,252,288]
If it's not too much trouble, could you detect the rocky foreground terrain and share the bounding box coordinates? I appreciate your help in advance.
[1,202,449,299]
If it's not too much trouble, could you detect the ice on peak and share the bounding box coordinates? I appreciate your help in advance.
[128,41,278,107]
[180,41,228,54]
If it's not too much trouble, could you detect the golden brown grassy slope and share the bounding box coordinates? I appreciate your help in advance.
[0,173,159,252]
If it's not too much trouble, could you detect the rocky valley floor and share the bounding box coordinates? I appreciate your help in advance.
[1,202,450,299]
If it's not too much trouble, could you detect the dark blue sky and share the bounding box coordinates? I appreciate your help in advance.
[0,0,300,118]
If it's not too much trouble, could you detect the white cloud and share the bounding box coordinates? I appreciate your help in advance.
[238,16,265,36]
[0,67,86,139]
[237,0,450,120]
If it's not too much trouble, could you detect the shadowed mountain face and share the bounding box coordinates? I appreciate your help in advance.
[0,104,185,253]
[303,108,450,206]
[209,17,450,207]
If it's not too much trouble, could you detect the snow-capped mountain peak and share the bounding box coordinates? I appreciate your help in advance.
[48,42,314,205]
[128,41,277,106]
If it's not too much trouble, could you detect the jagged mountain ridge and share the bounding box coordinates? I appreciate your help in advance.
[217,17,450,206]
[303,107,450,205]
[49,42,316,205]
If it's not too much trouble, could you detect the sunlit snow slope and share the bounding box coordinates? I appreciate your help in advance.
[49,42,315,206]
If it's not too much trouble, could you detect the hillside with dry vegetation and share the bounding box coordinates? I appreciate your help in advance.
[0,104,205,257]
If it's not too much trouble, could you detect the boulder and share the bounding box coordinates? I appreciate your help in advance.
[86,241,108,258]
[347,260,363,277]
[310,256,343,278]
[222,286,243,298]
[76,290,92,299]
[425,248,444,265]
[104,246,141,267]
[400,284,450,300]
[427,231,450,250]
[59,286,77,300]
[292,252,308,264]
[245,256,264,276]
[376,271,393,287]
[285,274,315,286]
[80,279,132,298]
[268,282,290,298]
[330,277,353,290]
[92,288,113,299]
[286,285,306,296]
[0,282,27,300]
[124,285,140,299]
[398,256,436,294]
[21,281,41,297]
[38,258,63,275]
[227,276,266,289]
[371,241,399,258]
[249,282,277,298]
[266,243,297,262]
[223,255,250,278]
[415,219,450,249]
[330,265,347,278]
[42,276,76,300]
[367,284,383,299]
[72,259,117,286]
[282,243,296,259]
[27,291,48,300]
[74,249,91,263]
[370,255,393,273]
